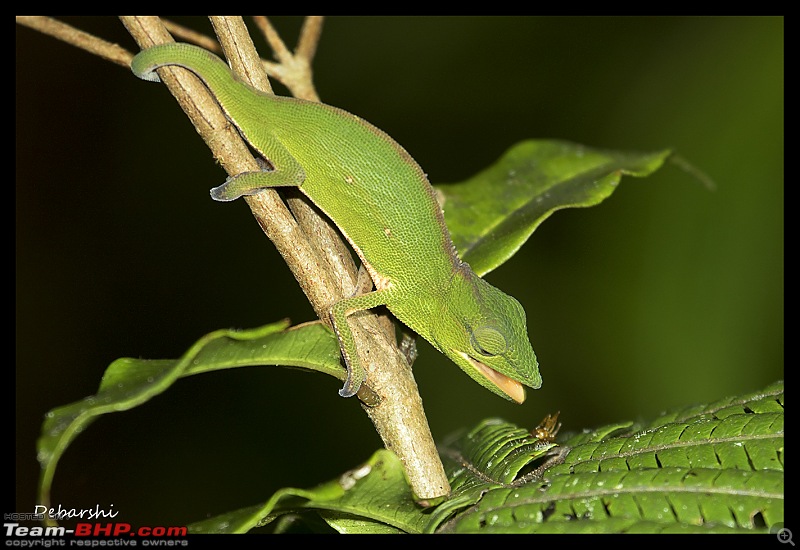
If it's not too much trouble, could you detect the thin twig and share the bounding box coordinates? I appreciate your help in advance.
[162,19,221,52]
[296,16,324,61]
[252,15,320,101]
[16,16,133,67]
[252,15,293,64]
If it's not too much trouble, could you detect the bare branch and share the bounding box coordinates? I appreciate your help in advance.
[252,15,293,64]
[162,19,221,52]
[296,16,324,62]
[16,16,133,67]
[252,16,320,101]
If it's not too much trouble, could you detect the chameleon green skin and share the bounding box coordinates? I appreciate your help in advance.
[131,43,542,402]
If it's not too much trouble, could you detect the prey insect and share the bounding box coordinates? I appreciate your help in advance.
[531,411,561,443]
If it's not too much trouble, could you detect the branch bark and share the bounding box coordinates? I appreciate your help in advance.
[117,16,450,503]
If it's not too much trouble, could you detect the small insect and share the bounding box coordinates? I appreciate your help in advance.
[531,411,562,443]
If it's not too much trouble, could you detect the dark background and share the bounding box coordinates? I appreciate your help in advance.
[16,16,783,528]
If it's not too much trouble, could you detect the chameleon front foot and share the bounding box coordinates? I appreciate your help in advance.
[210,158,306,202]
[209,173,268,202]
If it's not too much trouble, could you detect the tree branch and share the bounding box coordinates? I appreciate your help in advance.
[24,14,451,504]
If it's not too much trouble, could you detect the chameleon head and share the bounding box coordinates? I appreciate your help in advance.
[432,266,542,403]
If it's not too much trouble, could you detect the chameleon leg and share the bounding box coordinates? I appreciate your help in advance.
[210,158,306,201]
[329,289,393,398]
[353,264,417,367]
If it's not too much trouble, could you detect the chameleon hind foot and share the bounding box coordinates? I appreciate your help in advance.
[338,363,366,398]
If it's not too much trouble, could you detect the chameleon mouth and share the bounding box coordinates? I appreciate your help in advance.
[458,352,526,404]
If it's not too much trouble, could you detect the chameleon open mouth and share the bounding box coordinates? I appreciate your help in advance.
[458,352,526,404]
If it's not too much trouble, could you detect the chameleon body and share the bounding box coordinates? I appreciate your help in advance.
[131,43,542,403]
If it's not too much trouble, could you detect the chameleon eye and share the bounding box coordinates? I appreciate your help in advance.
[470,326,507,357]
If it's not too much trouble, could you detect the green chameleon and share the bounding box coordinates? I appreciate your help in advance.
[131,43,542,403]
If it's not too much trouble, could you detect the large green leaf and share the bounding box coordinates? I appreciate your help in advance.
[435,139,672,276]
[204,381,782,534]
[36,320,344,518]
[440,381,784,534]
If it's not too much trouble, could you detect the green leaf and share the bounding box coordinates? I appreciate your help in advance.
[441,381,784,533]
[434,139,672,276]
[439,468,783,534]
[36,320,344,516]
